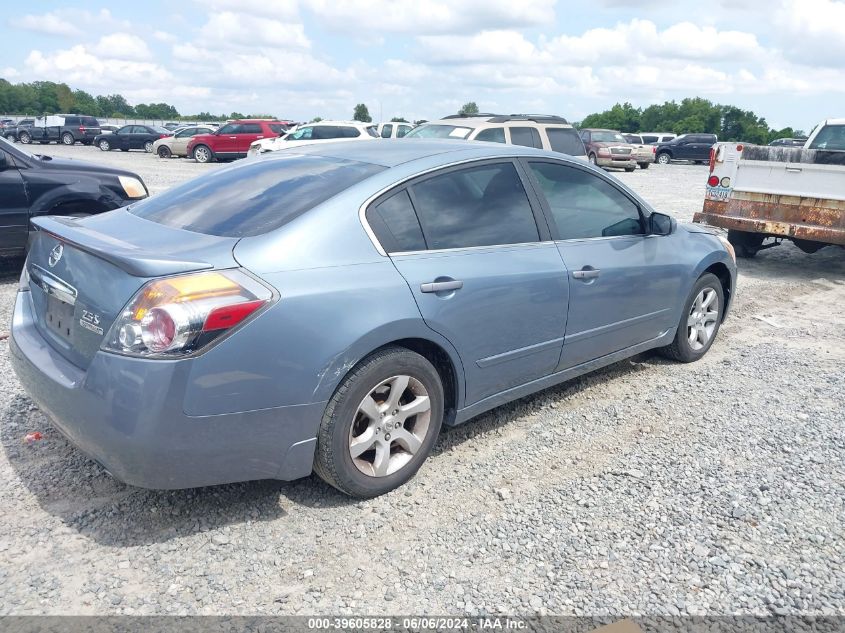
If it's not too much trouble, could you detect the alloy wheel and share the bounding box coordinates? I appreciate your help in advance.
[348,375,431,477]
[687,288,719,351]
[194,146,210,162]
[99,140,110,151]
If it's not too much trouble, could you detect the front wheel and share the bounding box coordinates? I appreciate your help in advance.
[624,165,636,172]
[656,152,671,165]
[61,132,74,145]
[98,139,111,151]
[144,140,154,153]
[4,134,14,141]
[659,273,725,363]
[157,145,172,158]
[193,145,213,163]
[588,154,597,165]
[314,346,444,498]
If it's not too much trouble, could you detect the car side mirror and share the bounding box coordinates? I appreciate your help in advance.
[649,212,675,236]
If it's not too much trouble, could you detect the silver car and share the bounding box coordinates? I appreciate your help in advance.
[11,140,736,498]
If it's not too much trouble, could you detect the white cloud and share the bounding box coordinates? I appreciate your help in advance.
[419,30,540,65]
[304,0,555,34]
[10,9,130,37]
[199,11,310,49]
[774,0,845,67]
[91,33,152,62]
[153,31,177,43]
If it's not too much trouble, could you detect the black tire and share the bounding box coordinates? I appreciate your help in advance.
[638,162,650,170]
[694,160,705,165]
[656,152,671,165]
[144,140,154,153]
[624,165,636,172]
[314,346,444,498]
[19,131,31,144]
[727,229,764,258]
[98,139,111,151]
[588,153,597,165]
[4,133,15,141]
[659,273,725,363]
[61,132,74,145]
[193,144,213,163]
[121,148,129,152]
[157,145,172,158]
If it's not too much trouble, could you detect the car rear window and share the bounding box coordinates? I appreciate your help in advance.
[547,128,586,155]
[81,117,100,126]
[130,155,386,237]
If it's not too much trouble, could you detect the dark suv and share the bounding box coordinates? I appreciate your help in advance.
[18,115,102,146]
[4,118,35,142]
[655,134,718,165]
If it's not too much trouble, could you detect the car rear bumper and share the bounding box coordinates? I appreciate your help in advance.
[10,290,324,489]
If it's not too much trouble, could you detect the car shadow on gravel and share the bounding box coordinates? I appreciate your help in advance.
[3,355,652,547]
[737,242,845,282]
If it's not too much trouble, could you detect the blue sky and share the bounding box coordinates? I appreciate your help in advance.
[2,0,844,130]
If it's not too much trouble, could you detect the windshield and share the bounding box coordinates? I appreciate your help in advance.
[129,155,386,237]
[0,135,35,160]
[404,124,473,139]
[150,126,170,135]
[591,131,627,143]
[624,135,642,144]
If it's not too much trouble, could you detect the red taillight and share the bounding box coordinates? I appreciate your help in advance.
[78,126,86,132]
[141,307,178,352]
[736,144,743,152]
[160,133,168,138]
[707,175,720,187]
[203,300,266,332]
[708,148,716,172]
[652,146,656,153]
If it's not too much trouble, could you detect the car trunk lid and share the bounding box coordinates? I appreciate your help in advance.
[27,211,241,369]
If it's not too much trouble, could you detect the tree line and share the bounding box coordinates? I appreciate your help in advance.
[578,97,803,144]
[0,79,274,121]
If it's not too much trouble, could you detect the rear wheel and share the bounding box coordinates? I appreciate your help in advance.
[638,162,650,170]
[659,273,725,363]
[193,144,213,163]
[657,152,671,165]
[588,153,597,165]
[314,346,444,498]
[624,165,636,172]
[98,139,111,151]
[144,140,154,153]
[157,145,172,158]
[61,132,74,145]
[19,131,31,144]
[727,229,764,258]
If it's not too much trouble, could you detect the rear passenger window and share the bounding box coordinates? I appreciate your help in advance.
[240,124,262,133]
[510,127,542,148]
[410,162,539,250]
[528,162,643,240]
[397,125,412,138]
[642,135,658,144]
[341,127,361,138]
[366,190,426,253]
[546,128,586,155]
[475,127,505,143]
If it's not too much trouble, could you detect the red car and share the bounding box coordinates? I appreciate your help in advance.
[187,119,291,163]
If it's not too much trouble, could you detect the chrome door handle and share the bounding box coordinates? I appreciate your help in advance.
[420,280,463,293]
[572,269,600,280]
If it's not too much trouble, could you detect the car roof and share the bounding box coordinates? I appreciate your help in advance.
[268,138,558,168]
[582,128,622,133]
[302,120,372,126]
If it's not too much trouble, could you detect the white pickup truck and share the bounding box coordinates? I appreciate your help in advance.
[694,118,845,257]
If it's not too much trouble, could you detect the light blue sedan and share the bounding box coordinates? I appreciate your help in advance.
[11,140,736,498]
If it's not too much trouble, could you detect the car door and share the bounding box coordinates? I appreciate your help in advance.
[235,123,265,155]
[373,160,570,405]
[213,123,241,155]
[380,123,393,139]
[0,147,29,254]
[171,127,195,154]
[522,159,685,369]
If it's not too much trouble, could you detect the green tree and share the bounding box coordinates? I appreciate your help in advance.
[310,116,323,122]
[55,83,75,112]
[459,101,479,116]
[390,116,408,122]
[72,90,100,116]
[581,102,641,131]
[353,103,372,122]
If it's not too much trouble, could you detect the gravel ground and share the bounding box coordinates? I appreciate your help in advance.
[0,145,843,616]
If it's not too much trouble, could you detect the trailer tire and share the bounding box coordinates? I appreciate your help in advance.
[727,229,764,258]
